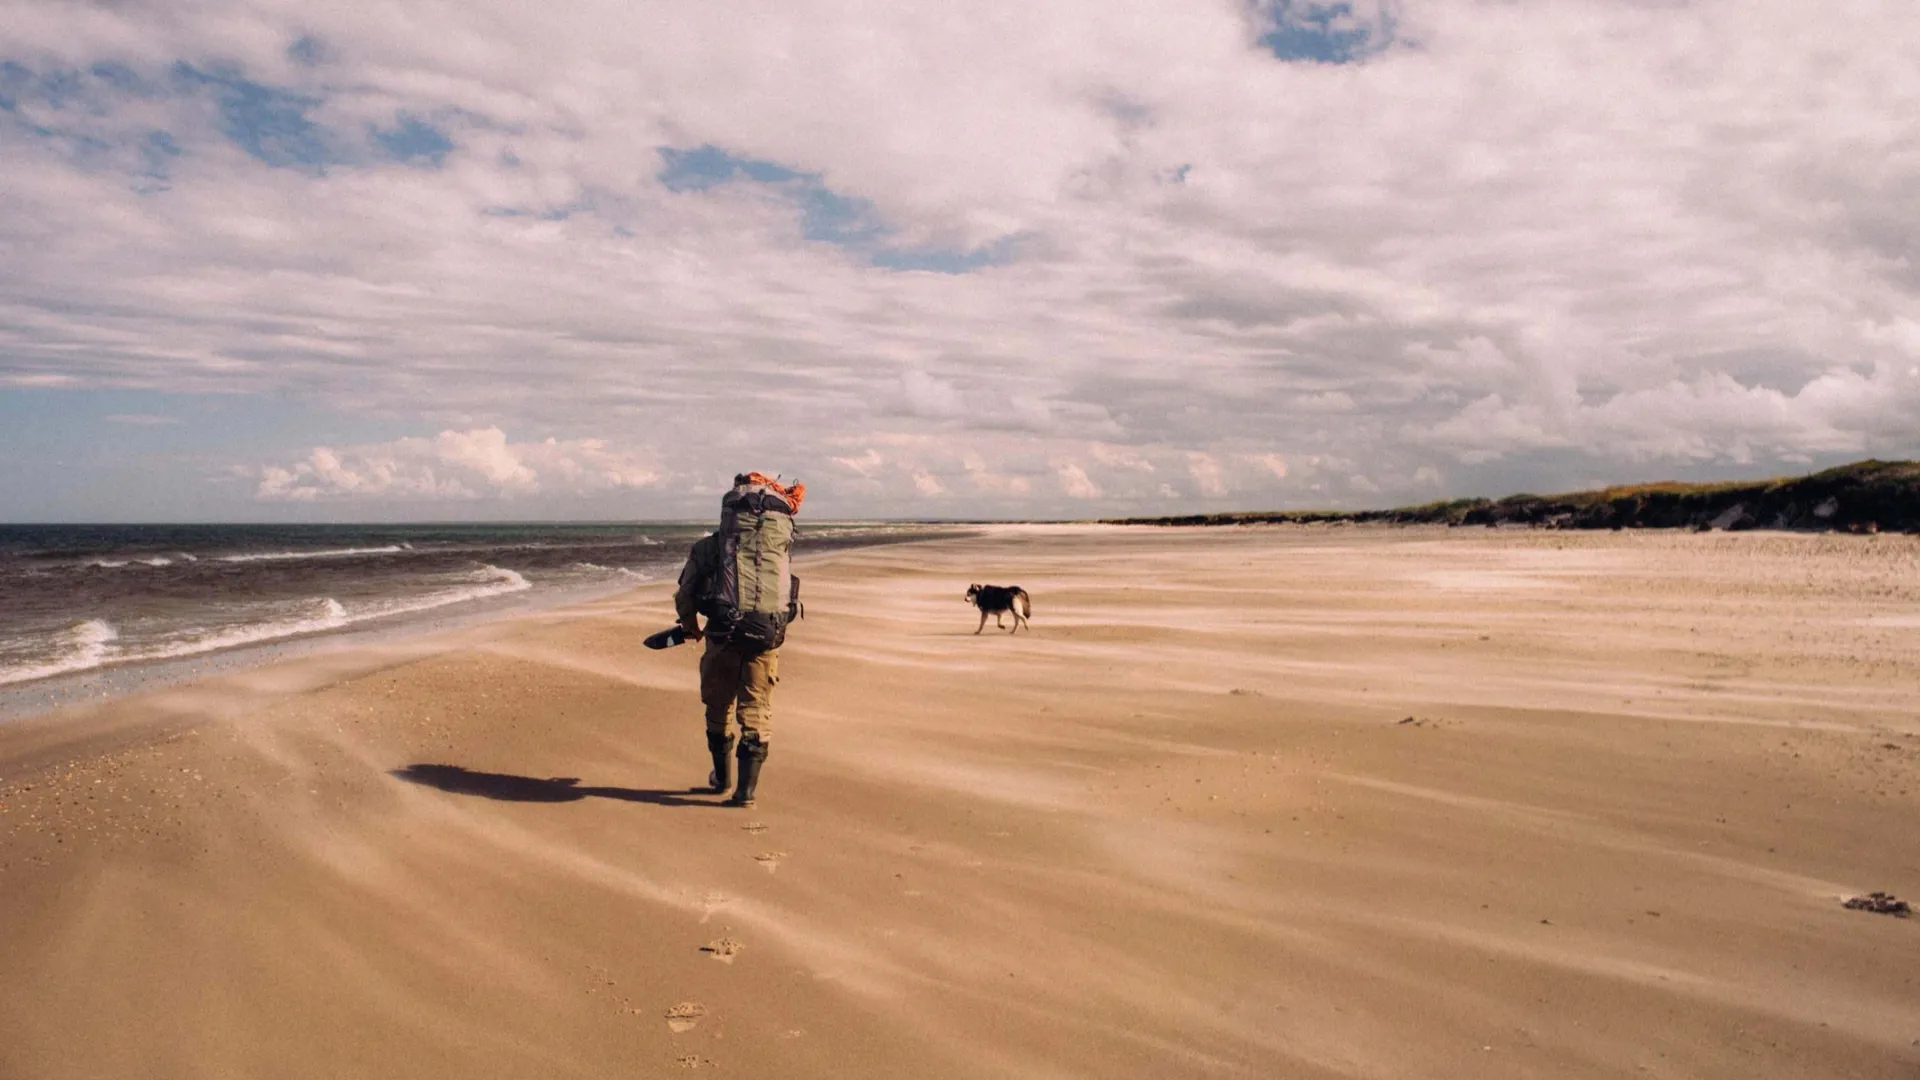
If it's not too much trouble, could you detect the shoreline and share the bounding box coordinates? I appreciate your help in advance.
[0,525,975,729]
[0,572,646,726]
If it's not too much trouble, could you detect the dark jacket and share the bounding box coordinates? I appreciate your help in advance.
[674,533,724,634]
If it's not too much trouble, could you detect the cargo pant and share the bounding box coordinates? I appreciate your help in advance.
[700,639,777,744]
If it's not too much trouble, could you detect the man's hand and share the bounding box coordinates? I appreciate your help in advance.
[681,620,704,642]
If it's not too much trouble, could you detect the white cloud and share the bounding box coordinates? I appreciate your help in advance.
[1186,452,1226,497]
[254,427,658,501]
[830,448,885,478]
[1056,461,1101,499]
[1249,453,1288,480]
[1420,395,1573,465]
[1090,443,1155,472]
[3,0,1918,519]
[898,369,965,419]
[961,451,1034,497]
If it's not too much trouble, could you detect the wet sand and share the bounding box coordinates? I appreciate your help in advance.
[2,526,1917,1078]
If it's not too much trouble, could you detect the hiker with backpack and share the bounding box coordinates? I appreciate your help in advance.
[672,473,805,808]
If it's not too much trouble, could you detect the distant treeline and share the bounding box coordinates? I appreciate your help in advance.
[1106,460,1920,533]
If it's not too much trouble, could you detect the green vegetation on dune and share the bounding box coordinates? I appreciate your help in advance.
[1107,460,1920,532]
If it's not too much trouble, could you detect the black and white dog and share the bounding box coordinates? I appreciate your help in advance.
[965,584,1031,634]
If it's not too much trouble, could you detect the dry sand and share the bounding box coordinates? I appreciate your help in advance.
[2,525,1917,1078]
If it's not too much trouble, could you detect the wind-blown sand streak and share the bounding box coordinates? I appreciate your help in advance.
[1,526,1916,1078]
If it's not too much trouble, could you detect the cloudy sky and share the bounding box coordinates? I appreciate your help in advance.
[3,0,1917,522]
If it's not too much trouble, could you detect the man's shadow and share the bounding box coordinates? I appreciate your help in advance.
[391,763,722,808]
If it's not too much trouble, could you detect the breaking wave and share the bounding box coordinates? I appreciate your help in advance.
[0,619,119,686]
[143,598,352,660]
[0,567,533,687]
[571,562,652,580]
[219,545,407,563]
[355,566,532,620]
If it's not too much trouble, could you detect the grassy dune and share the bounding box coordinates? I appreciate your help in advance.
[1112,459,1920,532]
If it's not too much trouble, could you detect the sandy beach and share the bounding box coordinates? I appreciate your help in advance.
[2,525,1917,1079]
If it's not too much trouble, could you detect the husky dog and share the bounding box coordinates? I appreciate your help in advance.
[965,584,1031,634]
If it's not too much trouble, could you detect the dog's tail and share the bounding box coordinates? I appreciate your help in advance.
[1014,588,1031,618]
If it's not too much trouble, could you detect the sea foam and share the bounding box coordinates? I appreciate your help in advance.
[571,562,651,579]
[356,566,532,620]
[143,598,351,660]
[219,545,406,563]
[0,568,533,687]
[131,570,528,664]
[0,619,119,686]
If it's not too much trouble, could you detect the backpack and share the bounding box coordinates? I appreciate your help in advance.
[705,473,805,652]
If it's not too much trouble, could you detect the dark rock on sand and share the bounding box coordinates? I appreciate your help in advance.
[1842,892,1911,917]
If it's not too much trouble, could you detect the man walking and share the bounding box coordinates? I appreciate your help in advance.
[673,473,804,808]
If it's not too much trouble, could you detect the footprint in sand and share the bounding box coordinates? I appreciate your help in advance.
[698,892,732,925]
[753,851,788,873]
[665,1002,707,1033]
[741,821,768,834]
[701,937,745,964]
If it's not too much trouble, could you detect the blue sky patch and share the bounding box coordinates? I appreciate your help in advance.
[287,35,327,67]
[1257,1,1396,64]
[794,185,887,247]
[657,144,1008,274]
[18,65,84,109]
[1,62,176,182]
[87,62,160,100]
[0,387,419,521]
[137,130,181,186]
[0,61,25,111]
[2,57,390,183]
[658,145,803,191]
[1,61,89,114]
[371,114,454,166]
[173,63,341,172]
[2,61,161,119]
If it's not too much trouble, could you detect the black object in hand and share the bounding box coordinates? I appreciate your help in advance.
[644,626,688,650]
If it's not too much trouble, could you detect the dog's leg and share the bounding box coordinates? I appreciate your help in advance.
[975,609,987,634]
[995,611,1006,630]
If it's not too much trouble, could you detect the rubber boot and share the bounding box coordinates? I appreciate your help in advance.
[705,731,734,794]
[726,737,767,808]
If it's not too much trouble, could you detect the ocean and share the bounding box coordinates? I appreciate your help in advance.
[0,522,952,695]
